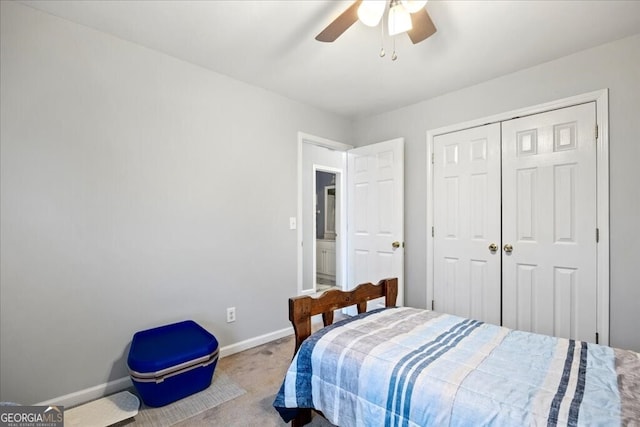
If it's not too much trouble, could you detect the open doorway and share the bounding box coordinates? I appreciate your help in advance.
[298,133,351,295]
[298,133,405,302]
[315,170,337,292]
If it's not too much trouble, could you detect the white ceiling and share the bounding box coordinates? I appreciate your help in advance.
[19,0,640,119]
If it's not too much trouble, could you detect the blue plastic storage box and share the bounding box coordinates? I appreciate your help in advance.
[127,320,219,407]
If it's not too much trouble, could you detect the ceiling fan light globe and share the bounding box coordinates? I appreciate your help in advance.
[388,3,413,35]
[400,0,428,14]
[357,0,386,27]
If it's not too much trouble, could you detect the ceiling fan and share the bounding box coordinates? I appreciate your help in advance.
[315,0,436,44]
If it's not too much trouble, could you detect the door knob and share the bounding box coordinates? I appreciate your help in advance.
[503,243,513,254]
[392,241,401,249]
[488,243,498,252]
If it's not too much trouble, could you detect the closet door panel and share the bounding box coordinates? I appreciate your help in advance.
[501,102,597,342]
[433,123,501,324]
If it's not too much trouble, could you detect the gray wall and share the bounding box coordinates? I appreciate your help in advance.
[0,2,351,404]
[352,34,640,352]
[2,0,639,406]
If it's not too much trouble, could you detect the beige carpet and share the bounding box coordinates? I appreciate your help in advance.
[159,322,345,425]
[129,371,245,426]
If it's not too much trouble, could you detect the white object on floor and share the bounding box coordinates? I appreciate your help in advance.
[65,390,139,427]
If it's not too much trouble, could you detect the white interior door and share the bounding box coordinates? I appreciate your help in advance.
[502,103,598,342]
[433,124,502,324]
[347,138,404,307]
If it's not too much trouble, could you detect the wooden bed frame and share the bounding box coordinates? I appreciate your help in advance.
[287,278,398,426]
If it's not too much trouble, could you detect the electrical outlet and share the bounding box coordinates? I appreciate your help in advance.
[226,307,236,323]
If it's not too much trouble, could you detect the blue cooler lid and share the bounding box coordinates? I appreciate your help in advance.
[127,320,218,374]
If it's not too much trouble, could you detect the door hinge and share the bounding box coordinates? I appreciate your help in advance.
[432,226,434,237]
[595,124,599,140]
[431,300,434,310]
[431,153,434,164]
[596,228,600,243]
[595,332,599,344]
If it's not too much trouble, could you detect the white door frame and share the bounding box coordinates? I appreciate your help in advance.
[426,89,610,345]
[297,132,353,295]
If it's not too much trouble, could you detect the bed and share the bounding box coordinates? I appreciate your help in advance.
[273,278,640,426]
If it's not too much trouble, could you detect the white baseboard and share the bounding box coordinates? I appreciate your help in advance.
[219,326,293,358]
[35,326,293,408]
[36,376,133,408]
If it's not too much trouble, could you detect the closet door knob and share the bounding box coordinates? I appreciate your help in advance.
[488,243,498,252]
[503,244,513,254]
[392,241,401,249]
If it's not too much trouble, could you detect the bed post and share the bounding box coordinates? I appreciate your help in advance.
[385,277,398,308]
[291,409,312,427]
[289,297,311,356]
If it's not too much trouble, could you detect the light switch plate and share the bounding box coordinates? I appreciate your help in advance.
[289,217,297,230]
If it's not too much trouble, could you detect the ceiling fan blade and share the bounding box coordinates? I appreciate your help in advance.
[315,0,362,42]
[407,8,437,44]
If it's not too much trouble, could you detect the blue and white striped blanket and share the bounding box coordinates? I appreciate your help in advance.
[274,307,640,426]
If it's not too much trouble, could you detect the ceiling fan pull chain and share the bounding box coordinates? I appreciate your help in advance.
[379,17,386,58]
[392,36,398,61]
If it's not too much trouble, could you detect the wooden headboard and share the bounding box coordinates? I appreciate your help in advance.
[288,278,398,354]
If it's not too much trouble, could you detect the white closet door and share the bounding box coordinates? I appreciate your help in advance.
[433,124,502,324]
[501,102,597,342]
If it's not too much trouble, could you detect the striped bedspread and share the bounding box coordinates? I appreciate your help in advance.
[274,307,640,426]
